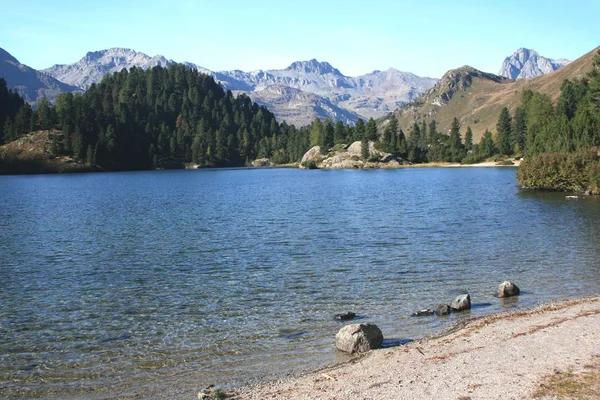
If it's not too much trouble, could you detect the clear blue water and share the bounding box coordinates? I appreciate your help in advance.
[0,167,599,399]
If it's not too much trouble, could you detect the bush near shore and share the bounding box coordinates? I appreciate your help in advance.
[517,148,600,193]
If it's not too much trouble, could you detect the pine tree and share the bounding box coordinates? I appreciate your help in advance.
[334,120,346,144]
[448,117,465,161]
[310,118,323,149]
[420,120,428,147]
[464,126,473,151]
[354,119,365,143]
[382,114,398,152]
[480,129,497,158]
[321,120,334,153]
[366,118,378,141]
[512,107,527,154]
[428,120,438,144]
[496,107,512,155]
[361,136,369,161]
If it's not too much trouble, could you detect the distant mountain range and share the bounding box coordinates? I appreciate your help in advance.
[40,48,438,126]
[498,48,570,80]
[0,46,574,127]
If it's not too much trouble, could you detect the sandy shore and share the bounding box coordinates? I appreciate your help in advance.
[230,296,599,399]
[397,160,521,168]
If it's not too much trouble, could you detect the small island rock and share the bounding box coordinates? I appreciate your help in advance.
[496,281,520,298]
[451,294,471,311]
[334,311,356,321]
[335,323,383,354]
[435,304,452,316]
[412,309,434,317]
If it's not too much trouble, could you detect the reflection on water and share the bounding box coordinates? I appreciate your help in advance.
[0,168,599,399]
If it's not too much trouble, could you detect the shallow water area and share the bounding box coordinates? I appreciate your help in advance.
[0,167,599,399]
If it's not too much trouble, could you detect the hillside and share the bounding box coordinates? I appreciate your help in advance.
[0,48,80,103]
[0,130,96,174]
[394,46,598,142]
[243,85,361,126]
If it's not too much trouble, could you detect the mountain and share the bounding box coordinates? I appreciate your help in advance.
[214,60,437,122]
[0,47,80,103]
[394,46,598,142]
[43,48,175,89]
[41,49,437,126]
[244,85,362,127]
[498,48,570,80]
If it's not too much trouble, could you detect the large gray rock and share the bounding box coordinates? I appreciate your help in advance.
[451,294,471,311]
[435,304,452,316]
[300,145,322,164]
[335,323,383,354]
[496,281,520,298]
[251,158,271,167]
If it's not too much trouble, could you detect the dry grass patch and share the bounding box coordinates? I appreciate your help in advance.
[534,356,600,399]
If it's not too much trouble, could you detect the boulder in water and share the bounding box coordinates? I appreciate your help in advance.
[334,311,356,321]
[496,281,520,298]
[435,304,452,316]
[411,309,434,317]
[451,294,471,311]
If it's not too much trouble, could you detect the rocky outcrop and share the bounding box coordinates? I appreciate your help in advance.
[498,48,570,80]
[335,323,383,354]
[425,66,507,106]
[248,85,361,126]
[301,141,400,169]
[300,146,323,165]
[412,309,434,317]
[451,294,471,311]
[251,158,271,167]
[496,281,520,298]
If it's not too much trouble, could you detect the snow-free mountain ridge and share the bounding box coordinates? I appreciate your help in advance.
[498,48,570,80]
[41,48,438,125]
[0,47,80,103]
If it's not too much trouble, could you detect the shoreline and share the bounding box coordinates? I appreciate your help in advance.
[229,295,600,399]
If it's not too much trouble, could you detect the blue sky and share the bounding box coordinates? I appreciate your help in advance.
[1,0,598,78]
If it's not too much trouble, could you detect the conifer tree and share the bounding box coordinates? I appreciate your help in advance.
[464,126,473,151]
[496,107,512,155]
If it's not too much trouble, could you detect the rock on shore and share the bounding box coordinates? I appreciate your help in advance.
[335,323,383,353]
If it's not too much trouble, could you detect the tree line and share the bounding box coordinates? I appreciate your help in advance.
[516,50,600,193]
[1,50,598,187]
[2,65,314,170]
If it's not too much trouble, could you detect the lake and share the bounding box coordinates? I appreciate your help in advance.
[1,167,599,399]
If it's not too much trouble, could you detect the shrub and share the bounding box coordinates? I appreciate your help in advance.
[301,160,318,169]
[461,153,484,164]
[517,148,600,192]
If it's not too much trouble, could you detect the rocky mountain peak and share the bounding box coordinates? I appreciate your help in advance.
[285,59,342,76]
[498,48,570,80]
[42,48,174,89]
[428,66,506,106]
